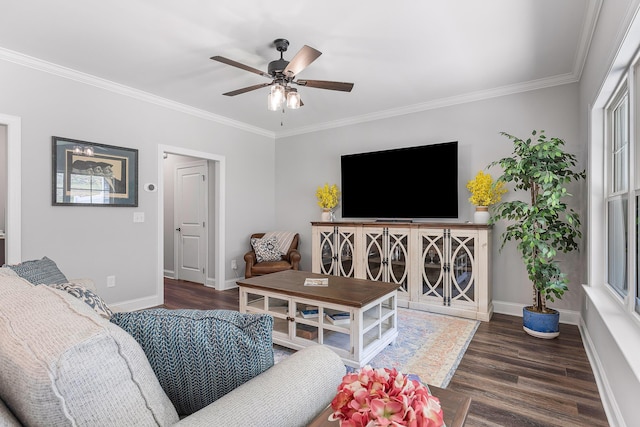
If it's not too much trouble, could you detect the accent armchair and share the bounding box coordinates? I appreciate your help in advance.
[244,232,301,278]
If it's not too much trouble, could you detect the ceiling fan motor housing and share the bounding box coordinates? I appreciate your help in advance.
[268,58,289,77]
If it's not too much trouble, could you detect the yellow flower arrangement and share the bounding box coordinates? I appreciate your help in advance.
[316,183,340,209]
[466,171,507,206]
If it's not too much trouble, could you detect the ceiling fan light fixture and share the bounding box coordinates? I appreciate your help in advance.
[267,92,280,111]
[286,89,301,109]
[271,84,285,103]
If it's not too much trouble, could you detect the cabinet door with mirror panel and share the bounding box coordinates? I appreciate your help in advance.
[418,230,446,301]
[363,227,410,297]
[316,225,357,277]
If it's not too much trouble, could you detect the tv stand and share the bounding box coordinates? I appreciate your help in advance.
[311,221,492,321]
[375,218,413,223]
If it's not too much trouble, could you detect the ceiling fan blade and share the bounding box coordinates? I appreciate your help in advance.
[295,79,354,92]
[283,45,322,77]
[210,56,270,79]
[222,82,272,96]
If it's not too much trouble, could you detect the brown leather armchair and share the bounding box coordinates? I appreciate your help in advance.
[244,232,301,278]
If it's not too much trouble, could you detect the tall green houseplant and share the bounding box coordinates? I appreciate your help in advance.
[490,130,586,316]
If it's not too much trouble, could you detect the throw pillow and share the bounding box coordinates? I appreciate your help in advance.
[7,257,68,285]
[110,308,274,416]
[251,236,282,262]
[48,283,113,319]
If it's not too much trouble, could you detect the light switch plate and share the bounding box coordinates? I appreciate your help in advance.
[133,212,145,223]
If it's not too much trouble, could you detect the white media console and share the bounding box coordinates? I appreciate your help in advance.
[311,221,493,321]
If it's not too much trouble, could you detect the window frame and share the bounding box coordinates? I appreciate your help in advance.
[603,65,640,316]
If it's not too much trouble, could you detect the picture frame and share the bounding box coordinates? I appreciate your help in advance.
[52,136,138,207]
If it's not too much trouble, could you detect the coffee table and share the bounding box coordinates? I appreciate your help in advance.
[306,385,471,427]
[237,270,399,367]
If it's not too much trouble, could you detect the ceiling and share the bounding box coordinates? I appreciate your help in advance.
[0,0,600,137]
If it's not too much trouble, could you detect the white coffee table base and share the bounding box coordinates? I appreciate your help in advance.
[239,287,398,368]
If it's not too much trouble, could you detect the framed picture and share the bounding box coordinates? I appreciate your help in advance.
[52,136,138,207]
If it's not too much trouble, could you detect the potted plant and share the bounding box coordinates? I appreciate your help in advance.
[466,170,507,223]
[489,130,586,338]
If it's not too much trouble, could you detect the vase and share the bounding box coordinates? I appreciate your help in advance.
[522,306,560,339]
[473,206,490,224]
[321,209,332,222]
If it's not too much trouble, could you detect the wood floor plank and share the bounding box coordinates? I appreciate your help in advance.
[162,279,609,426]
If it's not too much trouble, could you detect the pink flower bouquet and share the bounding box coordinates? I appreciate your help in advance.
[329,366,445,427]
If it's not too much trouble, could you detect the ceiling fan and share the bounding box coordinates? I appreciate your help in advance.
[210,38,354,111]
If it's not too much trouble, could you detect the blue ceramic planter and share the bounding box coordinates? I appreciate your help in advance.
[522,306,560,339]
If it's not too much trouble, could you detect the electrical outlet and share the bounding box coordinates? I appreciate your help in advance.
[231,259,238,270]
[107,275,116,288]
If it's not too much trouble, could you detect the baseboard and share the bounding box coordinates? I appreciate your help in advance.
[110,295,162,312]
[203,276,241,290]
[492,300,581,325]
[221,277,240,290]
[578,318,621,427]
[162,274,238,290]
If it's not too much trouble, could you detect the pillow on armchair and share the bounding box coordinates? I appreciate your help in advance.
[111,308,274,416]
[251,236,282,262]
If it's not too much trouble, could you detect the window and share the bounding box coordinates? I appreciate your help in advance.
[606,90,630,298]
[604,72,640,315]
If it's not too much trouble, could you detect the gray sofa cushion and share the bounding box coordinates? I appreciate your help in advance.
[111,309,274,416]
[5,256,68,284]
[174,345,346,427]
[0,276,179,426]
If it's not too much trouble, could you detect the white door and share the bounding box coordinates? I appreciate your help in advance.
[175,162,207,284]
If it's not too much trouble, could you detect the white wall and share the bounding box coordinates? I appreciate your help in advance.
[0,58,275,306]
[276,83,583,314]
[579,0,640,426]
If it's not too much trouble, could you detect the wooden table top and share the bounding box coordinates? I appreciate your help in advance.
[307,384,471,427]
[236,270,400,308]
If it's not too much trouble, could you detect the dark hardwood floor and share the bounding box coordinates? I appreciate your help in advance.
[164,278,609,427]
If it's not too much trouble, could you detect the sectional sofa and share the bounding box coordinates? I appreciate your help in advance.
[0,261,345,426]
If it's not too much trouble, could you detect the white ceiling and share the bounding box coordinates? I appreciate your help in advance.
[0,0,600,137]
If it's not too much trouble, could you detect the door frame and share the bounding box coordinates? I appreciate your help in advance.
[173,159,208,284]
[1,114,21,264]
[157,145,225,304]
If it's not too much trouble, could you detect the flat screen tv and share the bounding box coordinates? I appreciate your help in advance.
[341,142,458,219]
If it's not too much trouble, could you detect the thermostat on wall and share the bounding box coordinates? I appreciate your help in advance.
[144,183,157,192]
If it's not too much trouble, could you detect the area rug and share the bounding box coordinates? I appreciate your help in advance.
[273,308,479,388]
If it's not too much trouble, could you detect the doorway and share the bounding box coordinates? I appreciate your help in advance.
[0,114,21,264]
[174,160,207,284]
[157,145,225,305]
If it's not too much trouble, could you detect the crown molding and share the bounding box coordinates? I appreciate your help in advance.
[572,0,603,81]
[274,72,580,139]
[0,47,275,139]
